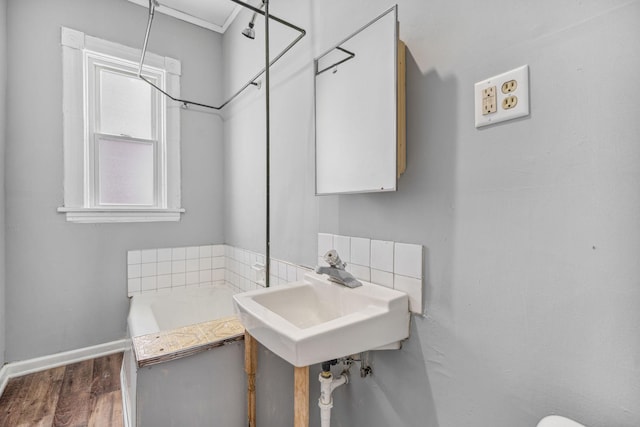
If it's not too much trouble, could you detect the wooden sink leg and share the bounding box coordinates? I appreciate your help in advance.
[245,332,257,427]
[294,366,309,427]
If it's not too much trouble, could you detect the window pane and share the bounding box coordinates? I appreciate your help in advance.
[99,69,153,139]
[98,138,154,206]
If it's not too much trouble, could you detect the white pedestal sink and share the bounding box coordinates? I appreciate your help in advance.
[233,272,410,367]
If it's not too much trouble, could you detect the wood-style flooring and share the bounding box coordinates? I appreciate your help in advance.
[0,353,124,427]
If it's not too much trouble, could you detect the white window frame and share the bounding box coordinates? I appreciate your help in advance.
[58,27,183,223]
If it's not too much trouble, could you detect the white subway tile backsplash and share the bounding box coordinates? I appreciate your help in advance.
[350,237,370,267]
[129,241,421,312]
[394,243,423,279]
[333,235,351,263]
[371,240,394,272]
[371,269,394,289]
[394,274,423,314]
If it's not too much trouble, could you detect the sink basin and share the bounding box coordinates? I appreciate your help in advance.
[233,272,410,367]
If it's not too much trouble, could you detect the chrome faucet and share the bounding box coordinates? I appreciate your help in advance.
[315,250,362,288]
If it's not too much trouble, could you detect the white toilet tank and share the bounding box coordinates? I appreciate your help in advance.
[537,415,586,427]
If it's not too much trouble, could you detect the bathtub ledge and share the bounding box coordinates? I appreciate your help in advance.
[132,315,245,367]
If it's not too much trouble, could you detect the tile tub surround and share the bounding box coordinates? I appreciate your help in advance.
[127,245,259,296]
[318,233,424,314]
[128,245,226,296]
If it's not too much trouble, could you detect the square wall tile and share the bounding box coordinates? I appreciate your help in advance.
[333,235,350,263]
[157,261,172,276]
[172,273,186,287]
[278,262,288,280]
[157,275,172,289]
[371,269,393,289]
[186,259,199,272]
[128,278,141,295]
[394,243,423,279]
[212,256,225,269]
[141,249,157,264]
[172,260,186,274]
[212,269,225,281]
[186,271,199,285]
[127,250,141,265]
[287,264,297,282]
[371,240,394,272]
[186,246,199,259]
[141,276,156,292]
[394,274,423,314]
[318,233,334,258]
[157,248,172,262]
[141,263,156,277]
[350,237,370,267]
[347,263,370,282]
[127,264,141,279]
[212,244,225,257]
[199,245,213,258]
[172,247,186,260]
[200,257,212,270]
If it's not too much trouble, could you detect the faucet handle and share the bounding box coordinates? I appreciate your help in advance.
[322,249,346,269]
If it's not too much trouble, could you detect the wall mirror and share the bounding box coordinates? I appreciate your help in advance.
[314,5,405,195]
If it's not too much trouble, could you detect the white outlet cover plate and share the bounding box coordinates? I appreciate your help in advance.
[474,65,529,128]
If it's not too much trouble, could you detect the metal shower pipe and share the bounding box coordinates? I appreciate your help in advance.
[136,0,305,110]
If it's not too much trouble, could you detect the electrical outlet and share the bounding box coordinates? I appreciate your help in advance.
[482,86,497,115]
[502,95,518,109]
[501,80,517,93]
[474,65,529,128]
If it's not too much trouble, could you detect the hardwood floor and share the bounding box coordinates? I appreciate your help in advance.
[0,353,124,427]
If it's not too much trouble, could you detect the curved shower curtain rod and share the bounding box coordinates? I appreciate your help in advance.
[137,0,306,110]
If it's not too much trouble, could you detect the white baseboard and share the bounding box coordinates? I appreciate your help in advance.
[0,339,130,396]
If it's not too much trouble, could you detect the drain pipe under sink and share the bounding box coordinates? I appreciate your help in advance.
[318,360,349,427]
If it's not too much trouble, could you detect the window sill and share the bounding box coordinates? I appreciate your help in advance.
[57,207,185,223]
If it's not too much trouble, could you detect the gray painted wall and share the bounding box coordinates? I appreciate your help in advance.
[0,0,6,367]
[225,0,640,426]
[5,0,224,361]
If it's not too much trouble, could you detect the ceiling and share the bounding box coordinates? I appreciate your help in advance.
[126,0,243,33]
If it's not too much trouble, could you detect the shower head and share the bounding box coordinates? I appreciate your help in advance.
[242,22,256,39]
[241,0,265,40]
